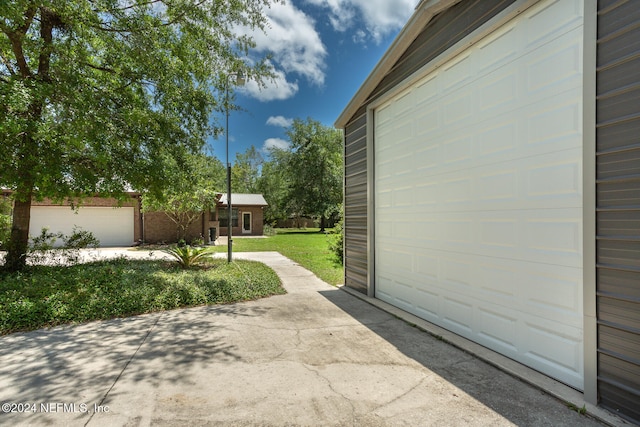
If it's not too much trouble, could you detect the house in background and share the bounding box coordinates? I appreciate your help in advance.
[1,191,268,246]
[336,0,639,423]
[216,193,268,237]
[147,193,269,243]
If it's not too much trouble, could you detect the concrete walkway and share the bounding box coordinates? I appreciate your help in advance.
[0,252,619,426]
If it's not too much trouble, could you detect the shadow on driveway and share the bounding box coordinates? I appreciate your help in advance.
[317,288,606,427]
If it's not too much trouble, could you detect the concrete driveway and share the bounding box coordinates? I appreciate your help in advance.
[0,252,619,426]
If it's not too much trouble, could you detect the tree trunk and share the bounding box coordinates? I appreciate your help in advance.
[320,215,326,232]
[2,8,52,271]
[4,196,32,272]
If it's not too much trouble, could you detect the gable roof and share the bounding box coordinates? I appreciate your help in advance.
[335,0,462,128]
[218,193,268,207]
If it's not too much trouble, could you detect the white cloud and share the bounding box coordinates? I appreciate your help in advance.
[306,0,418,43]
[352,29,367,44]
[240,64,299,102]
[263,138,290,151]
[247,2,327,86]
[266,116,294,128]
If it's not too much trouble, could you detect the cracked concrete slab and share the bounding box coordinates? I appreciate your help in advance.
[0,251,619,426]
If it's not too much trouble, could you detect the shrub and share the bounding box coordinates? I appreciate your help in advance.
[0,259,285,334]
[190,235,205,246]
[263,224,276,236]
[328,217,343,265]
[163,245,216,269]
[28,227,100,266]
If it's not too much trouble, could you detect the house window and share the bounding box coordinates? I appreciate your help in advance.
[218,208,238,227]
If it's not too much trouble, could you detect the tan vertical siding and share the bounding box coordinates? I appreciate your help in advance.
[596,0,640,423]
[344,108,368,292]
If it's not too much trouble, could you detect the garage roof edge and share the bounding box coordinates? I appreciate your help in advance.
[334,0,462,129]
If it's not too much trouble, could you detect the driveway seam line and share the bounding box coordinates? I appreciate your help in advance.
[84,313,163,426]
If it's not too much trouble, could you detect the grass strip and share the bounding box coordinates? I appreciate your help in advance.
[198,228,344,286]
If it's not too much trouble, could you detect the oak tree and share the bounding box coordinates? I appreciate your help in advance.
[265,118,342,231]
[0,0,273,270]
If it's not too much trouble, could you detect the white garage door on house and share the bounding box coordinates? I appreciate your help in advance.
[30,206,135,247]
[374,0,584,389]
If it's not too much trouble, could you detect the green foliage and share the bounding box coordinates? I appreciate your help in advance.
[258,118,343,230]
[565,402,587,415]
[231,145,264,193]
[191,235,205,246]
[0,258,284,335]
[328,209,344,265]
[163,245,216,269]
[142,152,224,242]
[0,0,274,270]
[0,197,11,249]
[263,224,276,236]
[258,149,293,224]
[28,227,100,266]
[285,118,343,230]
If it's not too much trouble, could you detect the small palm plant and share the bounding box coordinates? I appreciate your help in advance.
[163,245,216,269]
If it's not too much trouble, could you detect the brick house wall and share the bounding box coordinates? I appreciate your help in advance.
[142,211,205,244]
[217,205,265,237]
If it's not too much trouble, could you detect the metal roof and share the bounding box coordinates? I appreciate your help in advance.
[218,193,268,206]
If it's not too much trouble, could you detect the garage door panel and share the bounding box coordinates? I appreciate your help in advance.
[440,51,473,94]
[412,290,440,322]
[442,91,473,127]
[30,206,134,247]
[522,213,582,265]
[408,29,583,140]
[378,98,583,187]
[525,29,582,95]
[523,320,583,384]
[478,69,518,114]
[379,209,582,268]
[441,296,474,334]
[475,22,518,75]
[524,151,581,200]
[478,307,519,347]
[374,0,584,389]
[376,244,582,318]
[522,269,582,318]
[526,97,581,146]
[378,148,582,212]
[376,276,414,312]
[475,121,518,158]
[523,0,583,49]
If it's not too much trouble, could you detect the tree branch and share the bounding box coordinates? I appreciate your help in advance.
[37,7,54,82]
[84,62,117,74]
[90,0,208,30]
[4,4,37,78]
[0,51,16,75]
[89,0,165,14]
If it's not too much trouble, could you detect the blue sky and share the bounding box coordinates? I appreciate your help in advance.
[208,0,420,163]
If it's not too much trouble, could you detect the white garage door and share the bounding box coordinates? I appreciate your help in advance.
[374,0,584,389]
[30,206,135,247]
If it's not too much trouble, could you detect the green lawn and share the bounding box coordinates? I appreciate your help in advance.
[0,258,284,335]
[210,228,344,286]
